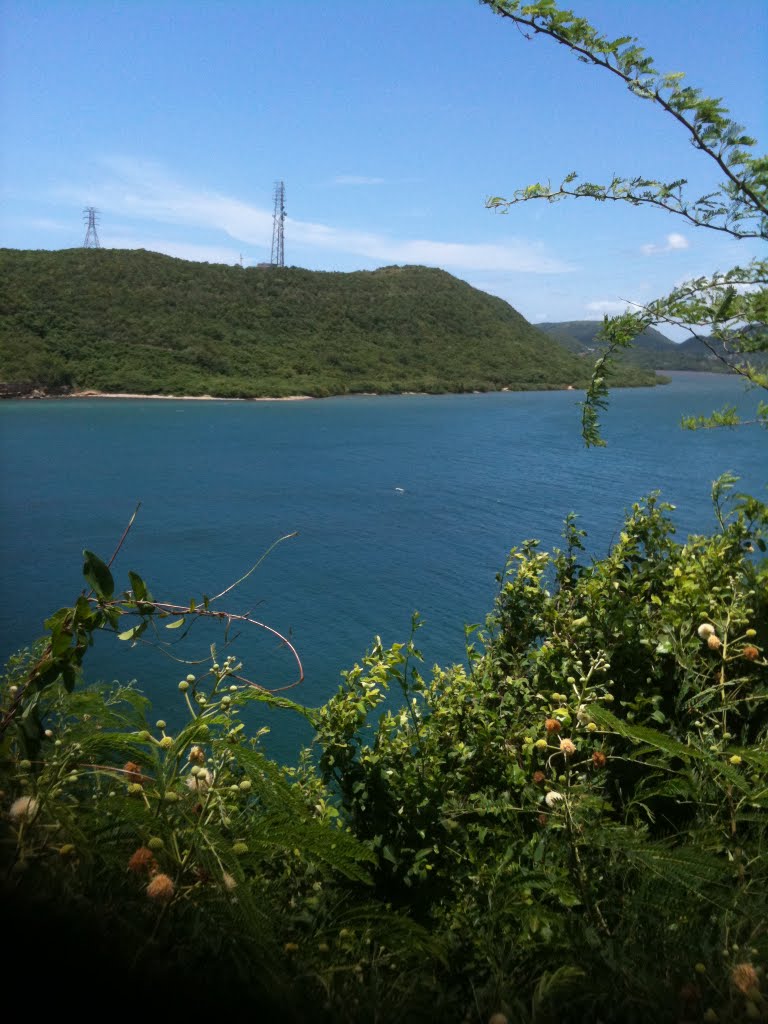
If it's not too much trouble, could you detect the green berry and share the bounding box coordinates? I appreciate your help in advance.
[178,681,189,692]
[155,720,166,730]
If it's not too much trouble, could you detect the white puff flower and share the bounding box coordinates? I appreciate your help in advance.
[186,769,213,793]
[9,796,40,823]
[544,791,564,809]
[697,623,716,640]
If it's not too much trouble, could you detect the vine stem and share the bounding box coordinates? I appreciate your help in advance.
[106,502,142,569]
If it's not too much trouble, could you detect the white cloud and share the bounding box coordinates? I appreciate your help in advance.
[332,175,387,186]
[107,236,244,265]
[585,299,638,316]
[55,158,573,275]
[640,232,689,255]
[28,217,71,232]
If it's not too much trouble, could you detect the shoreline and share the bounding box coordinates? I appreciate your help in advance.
[1,374,675,403]
[12,390,315,402]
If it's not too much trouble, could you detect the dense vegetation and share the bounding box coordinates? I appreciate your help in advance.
[0,248,658,398]
[2,480,766,1021]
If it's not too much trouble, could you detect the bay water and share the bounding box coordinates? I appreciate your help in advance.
[1,373,765,760]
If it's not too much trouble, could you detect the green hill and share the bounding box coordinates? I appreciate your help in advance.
[0,248,659,398]
[536,319,767,372]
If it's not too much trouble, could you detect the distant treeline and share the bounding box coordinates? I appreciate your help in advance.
[537,320,768,372]
[0,248,659,398]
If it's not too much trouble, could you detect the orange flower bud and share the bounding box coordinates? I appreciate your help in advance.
[123,762,143,784]
[128,847,158,875]
[146,873,175,903]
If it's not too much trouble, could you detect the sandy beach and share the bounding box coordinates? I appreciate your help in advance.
[65,390,314,402]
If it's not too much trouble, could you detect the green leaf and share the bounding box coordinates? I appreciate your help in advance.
[83,550,115,600]
[165,617,186,629]
[589,705,705,760]
[127,571,148,602]
[117,622,147,642]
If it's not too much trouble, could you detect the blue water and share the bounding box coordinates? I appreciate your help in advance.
[1,374,765,759]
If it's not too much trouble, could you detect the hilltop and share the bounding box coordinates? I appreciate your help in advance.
[0,248,659,398]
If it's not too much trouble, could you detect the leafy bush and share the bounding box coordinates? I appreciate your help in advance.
[2,477,765,1021]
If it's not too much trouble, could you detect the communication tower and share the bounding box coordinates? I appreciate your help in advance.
[82,207,101,248]
[270,181,285,267]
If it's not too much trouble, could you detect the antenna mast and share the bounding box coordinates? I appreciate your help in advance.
[270,181,285,267]
[82,207,101,248]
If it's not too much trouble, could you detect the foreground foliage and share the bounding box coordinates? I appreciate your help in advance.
[2,477,766,1022]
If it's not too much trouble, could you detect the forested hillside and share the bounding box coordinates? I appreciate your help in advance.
[0,248,658,397]
[537,320,768,372]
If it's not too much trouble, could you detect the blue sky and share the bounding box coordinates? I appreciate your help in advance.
[1,0,766,331]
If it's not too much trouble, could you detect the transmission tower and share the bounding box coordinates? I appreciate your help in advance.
[82,207,101,248]
[270,181,285,267]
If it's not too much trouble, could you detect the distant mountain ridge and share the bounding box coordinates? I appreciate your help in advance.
[0,248,659,398]
[536,320,767,372]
